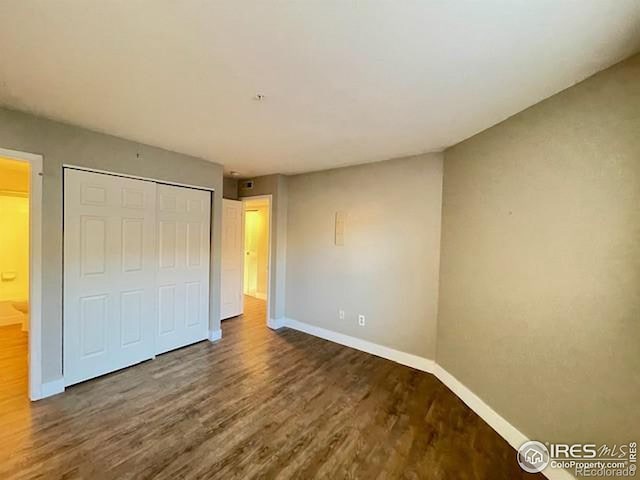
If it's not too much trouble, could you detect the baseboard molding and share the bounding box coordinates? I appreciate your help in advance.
[208,329,222,342]
[267,317,286,330]
[282,317,573,480]
[34,377,65,400]
[433,366,574,480]
[433,365,527,449]
[282,318,435,373]
[0,313,24,326]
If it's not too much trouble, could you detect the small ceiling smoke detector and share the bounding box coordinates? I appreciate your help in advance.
[254,94,265,101]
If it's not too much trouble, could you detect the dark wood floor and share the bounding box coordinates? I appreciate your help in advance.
[0,296,537,479]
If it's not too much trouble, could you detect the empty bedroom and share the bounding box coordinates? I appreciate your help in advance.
[0,2,638,479]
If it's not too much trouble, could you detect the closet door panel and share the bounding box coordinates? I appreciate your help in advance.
[64,169,157,386]
[156,184,210,354]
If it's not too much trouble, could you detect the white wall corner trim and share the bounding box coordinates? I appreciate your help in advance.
[282,318,436,373]
[208,329,222,342]
[35,378,65,400]
[267,317,286,330]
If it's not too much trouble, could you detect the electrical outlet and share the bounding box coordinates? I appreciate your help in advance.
[339,309,345,320]
[358,314,365,326]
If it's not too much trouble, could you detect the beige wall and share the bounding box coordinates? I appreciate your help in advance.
[223,177,238,199]
[285,154,443,359]
[0,107,224,383]
[437,54,640,446]
[239,174,288,321]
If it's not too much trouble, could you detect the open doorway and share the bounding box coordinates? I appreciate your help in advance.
[242,196,271,326]
[0,156,30,401]
[220,194,272,330]
[0,147,43,401]
[243,198,269,301]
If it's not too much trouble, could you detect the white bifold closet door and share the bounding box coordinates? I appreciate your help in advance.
[64,169,158,386]
[155,184,210,354]
[64,169,211,386]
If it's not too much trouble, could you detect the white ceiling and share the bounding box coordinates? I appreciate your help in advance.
[1,1,639,176]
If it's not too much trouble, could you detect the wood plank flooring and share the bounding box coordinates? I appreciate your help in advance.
[0,296,538,479]
[0,324,28,405]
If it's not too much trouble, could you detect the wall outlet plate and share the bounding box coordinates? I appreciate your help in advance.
[358,314,365,326]
[339,309,345,320]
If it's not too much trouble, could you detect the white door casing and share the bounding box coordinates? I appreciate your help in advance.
[221,199,243,319]
[63,169,157,386]
[155,184,211,354]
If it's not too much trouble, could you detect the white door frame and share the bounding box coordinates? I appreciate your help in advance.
[0,147,44,401]
[241,194,273,327]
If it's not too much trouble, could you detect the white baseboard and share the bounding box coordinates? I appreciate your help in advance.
[267,317,286,330]
[282,317,573,480]
[208,329,222,342]
[433,365,527,450]
[33,377,65,400]
[282,318,435,373]
[433,366,574,480]
[0,313,24,326]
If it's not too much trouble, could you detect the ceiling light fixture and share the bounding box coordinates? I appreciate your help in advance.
[230,171,241,177]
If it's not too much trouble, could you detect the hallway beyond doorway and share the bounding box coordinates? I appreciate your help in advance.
[243,197,270,302]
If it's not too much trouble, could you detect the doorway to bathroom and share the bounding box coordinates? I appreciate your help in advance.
[0,156,30,401]
[0,147,43,401]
